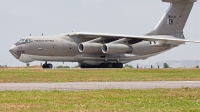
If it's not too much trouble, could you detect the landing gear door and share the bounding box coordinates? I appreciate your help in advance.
[50,45,56,56]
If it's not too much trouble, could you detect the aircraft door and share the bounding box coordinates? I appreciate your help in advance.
[50,45,56,56]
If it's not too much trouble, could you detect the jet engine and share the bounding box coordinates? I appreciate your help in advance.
[78,43,102,53]
[102,44,133,54]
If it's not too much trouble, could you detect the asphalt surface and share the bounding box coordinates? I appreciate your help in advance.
[0,81,200,91]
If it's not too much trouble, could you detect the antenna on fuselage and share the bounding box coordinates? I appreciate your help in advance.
[42,33,43,36]
[30,34,31,36]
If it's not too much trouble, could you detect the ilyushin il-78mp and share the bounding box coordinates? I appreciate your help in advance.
[9,0,199,68]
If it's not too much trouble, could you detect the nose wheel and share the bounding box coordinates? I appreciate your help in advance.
[42,61,53,69]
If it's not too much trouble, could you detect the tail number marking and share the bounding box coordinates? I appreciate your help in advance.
[167,19,173,25]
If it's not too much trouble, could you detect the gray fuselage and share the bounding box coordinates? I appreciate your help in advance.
[9,33,174,66]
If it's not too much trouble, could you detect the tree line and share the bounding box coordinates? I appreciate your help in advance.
[124,63,199,69]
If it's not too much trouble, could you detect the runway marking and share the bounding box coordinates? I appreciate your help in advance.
[0,81,200,91]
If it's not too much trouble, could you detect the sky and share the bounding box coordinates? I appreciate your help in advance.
[0,0,199,67]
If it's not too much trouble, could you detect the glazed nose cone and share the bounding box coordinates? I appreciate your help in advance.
[9,45,17,53]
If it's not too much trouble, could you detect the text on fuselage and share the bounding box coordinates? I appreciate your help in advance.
[34,40,55,42]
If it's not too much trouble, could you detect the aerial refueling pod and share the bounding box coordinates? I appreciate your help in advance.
[102,44,133,54]
[78,43,102,53]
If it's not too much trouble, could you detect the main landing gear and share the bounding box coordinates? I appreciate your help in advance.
[42,61,53,69]
[81,63,123,68]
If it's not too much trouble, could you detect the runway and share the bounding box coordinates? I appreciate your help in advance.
[0,81,200,91]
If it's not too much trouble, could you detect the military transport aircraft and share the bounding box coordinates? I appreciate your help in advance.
[9,0,199,68]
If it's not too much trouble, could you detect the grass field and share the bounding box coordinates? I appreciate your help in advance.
[0,69,200,111]
[0,88,199,111]
[0,68,200,82]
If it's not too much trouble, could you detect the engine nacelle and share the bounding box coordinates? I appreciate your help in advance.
[102,44,133,54]
[78,43,102,53]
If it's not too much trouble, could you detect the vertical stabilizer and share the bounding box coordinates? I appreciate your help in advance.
[146,0,197,38]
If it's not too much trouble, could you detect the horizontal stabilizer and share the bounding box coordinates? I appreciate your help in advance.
[162,0,197,2]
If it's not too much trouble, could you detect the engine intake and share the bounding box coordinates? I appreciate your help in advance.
[78,43,102,53]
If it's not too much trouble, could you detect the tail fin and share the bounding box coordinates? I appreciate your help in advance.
[146,0,197,38]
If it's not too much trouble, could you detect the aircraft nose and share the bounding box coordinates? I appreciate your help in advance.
[9,45,21,59]
[9,45,17,53]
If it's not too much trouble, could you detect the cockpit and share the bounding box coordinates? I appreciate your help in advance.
[15,38,33,46]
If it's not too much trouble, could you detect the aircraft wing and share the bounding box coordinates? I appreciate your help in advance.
[69,32,200,43]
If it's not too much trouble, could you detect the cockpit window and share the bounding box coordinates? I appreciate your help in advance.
[15,38,33,46]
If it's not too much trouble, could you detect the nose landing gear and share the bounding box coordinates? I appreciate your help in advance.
[42,61,53,69]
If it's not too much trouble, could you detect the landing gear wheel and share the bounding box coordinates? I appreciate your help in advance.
[118,63,123,68]
[81,65,86,68]
[42,64,46,68]
[80,63,123,68]
[100,63,106,68]
[113,63,123,68]
[47,64,53,68]
[42,63,53,69]
[106,63,113,68]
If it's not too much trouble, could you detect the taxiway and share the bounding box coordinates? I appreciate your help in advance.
[0,81,200,91]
